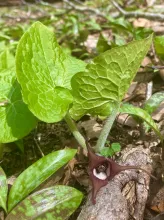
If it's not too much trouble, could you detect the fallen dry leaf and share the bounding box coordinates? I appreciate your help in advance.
[152,103,164,121]
[62,158,77,185]
[151,201,164,213]
[141,56,152,67]
[79,119,103,139]
[159,69,164,81]
[117,114,138,127]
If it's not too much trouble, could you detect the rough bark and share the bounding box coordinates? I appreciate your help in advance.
[77,146,152,220]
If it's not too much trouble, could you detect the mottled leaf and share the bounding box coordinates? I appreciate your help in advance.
[70,35,152,120]
[16,21,86,123]
[154,36,164,59]
[120,104,163,141]
[0,54,37,143]
[143,92,164,115]
[0,167,8,212]
[8,149,77,211]
[6,185,83,220]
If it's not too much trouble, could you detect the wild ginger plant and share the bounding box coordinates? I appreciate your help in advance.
[0,21,163,218]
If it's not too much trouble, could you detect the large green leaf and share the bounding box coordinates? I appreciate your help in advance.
[16,21,86,123]
[120,104,163,141]
[8,149,77,211]
[154,36,164,60]
[0,167,8,212]
[70,35,152,120]
[0,52,37,143]
[6,186,83,220]
[143,92,164,115]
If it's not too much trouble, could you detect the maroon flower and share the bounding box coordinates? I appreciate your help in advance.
[87,146,156,204]
[88,148,126,204]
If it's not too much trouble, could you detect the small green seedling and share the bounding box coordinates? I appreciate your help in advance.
[100,141,121,157]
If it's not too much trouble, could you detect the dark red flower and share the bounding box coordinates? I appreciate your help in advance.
[88,148,127,204]
[87,146,156,204]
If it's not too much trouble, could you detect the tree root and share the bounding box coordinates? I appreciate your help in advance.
[77,146,153,220]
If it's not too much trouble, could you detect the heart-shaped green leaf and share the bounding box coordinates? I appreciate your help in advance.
[120,104,163,141]
[0,51,37,143]
[0,167,8,212]
[70,35,152,120]
[6,185,83,220]
[8,149,77,211]
[16,21,86,123]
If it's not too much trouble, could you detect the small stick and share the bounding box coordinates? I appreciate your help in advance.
[112,1,164,21]
[34,135,45,157]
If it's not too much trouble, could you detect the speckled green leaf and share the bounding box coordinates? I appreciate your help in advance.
[8,149,77,211]
[6,185,83,220]
[0,167,8,212]
[16,21,86,123]
[154,36,164,59]
[143,92,164,115]
[0,53,37,143]
[120,104,163,141]
[70,35,152,120]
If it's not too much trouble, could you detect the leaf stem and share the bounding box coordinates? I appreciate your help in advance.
[0,143,4,160]
[95,102,120,153]
[64,113,87,149]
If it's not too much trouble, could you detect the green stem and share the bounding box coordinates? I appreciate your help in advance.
[0,143,4,160]
[95,102,120,153]
[64,113,87,149]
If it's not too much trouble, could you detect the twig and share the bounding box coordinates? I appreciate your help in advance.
[63,0,106,18]
[34,138,45,157]
[146,81,153,100]
[151,66,164,69]
[141,65,164,70]
[151,44,159,63]
[73,0,84,5]
[112,1,164,21]
[1,14,50,21]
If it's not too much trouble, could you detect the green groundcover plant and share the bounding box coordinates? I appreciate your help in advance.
[0,149,83,219]
[0,21,163,219]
